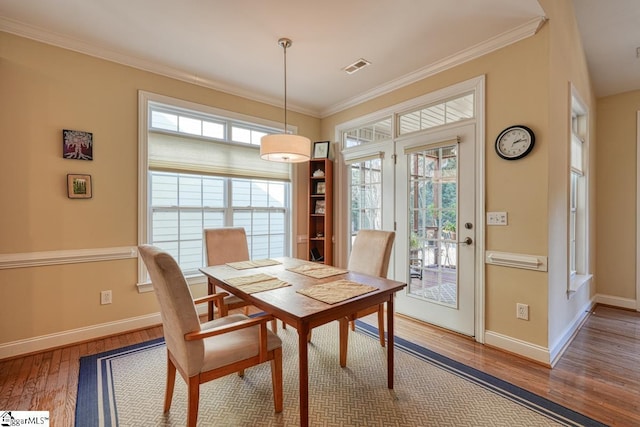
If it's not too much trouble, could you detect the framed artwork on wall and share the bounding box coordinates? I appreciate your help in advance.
[313,141,330,159]
[67,174,92,199]
[63,129,93,160]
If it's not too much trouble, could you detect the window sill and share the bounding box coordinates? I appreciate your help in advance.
[137,272,206,293]
[567,273,592,297]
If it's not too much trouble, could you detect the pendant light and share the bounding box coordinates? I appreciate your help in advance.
[260,38,311,163]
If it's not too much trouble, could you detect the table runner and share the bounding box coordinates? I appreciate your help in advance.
[297,279,377,304]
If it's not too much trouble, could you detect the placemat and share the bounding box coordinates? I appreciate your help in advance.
[287,264,348,279]
[235,278,290,294]
[225,259,282,270]
[225,273,274,286]
[224,273,290,294]
[296,279,377,304]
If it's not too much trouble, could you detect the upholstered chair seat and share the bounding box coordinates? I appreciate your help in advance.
[138,244,283,427]
[204,227,282,332]
[204,227,252,318]
[341,230,395,365]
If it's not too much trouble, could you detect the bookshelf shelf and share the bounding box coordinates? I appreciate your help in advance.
[308,158,333,264]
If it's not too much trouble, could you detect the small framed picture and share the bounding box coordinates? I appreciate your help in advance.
[315,200,326,214]
[316,181,326,194]
[63,129,93,161]
[67,174,92,199]
[313,141,330,159]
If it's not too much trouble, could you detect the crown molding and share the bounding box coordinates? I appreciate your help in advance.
[320,16,547,118]
[1,15,546,120]
[0,17,318,118]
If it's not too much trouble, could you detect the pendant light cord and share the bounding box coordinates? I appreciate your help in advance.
[283,40,288,131]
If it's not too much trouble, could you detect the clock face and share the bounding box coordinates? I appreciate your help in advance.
[495,125,535,160]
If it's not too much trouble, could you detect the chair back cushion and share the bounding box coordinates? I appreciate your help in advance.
[138,245,204,376]
[348,230,395,278]
[204,227,250,266]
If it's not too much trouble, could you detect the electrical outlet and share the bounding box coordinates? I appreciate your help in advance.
[487,211,508,225]
[101,290,112,305]
[516,303,529,320]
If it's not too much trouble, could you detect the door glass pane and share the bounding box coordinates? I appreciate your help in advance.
[408,145,458,306]
[349,158,382,243]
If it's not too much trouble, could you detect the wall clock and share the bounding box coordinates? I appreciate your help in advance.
[495,125,535,160]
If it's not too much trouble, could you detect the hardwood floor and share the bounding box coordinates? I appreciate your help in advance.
[1,304,638,426]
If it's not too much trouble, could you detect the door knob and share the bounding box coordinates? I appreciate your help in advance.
[458,237,473,245]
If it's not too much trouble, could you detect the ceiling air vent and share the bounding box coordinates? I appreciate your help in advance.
[343,58,371,74]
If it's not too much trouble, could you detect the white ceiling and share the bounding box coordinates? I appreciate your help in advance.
[0,1,637,117]
[572,0,640,99]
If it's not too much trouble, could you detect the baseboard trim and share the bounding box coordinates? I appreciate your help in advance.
[484,330,550,365]
[594,293,637,310]
[548,299,595,367]
[0,305,211,360]
[0,314,161,360]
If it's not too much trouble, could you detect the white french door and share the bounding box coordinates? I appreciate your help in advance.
[344,141,395,261]
[339,77,484,338]
[394,123,476,336]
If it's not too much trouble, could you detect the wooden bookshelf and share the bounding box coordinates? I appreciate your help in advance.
[308,158,333,265]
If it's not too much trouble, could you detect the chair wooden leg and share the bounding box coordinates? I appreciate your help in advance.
[271,319,277,333]
[271,347,283,413]
[219,302,228,317]
[187,376,200,427]
[350,319,356,331]
[237,369,245,377]
[164,353,177,413]
[377,304,385,347]
[339,317,349,367]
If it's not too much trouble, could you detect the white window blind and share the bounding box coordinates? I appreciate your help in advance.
[149,132,291,181]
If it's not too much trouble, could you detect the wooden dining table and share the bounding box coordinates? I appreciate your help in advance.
[200,256,407,427]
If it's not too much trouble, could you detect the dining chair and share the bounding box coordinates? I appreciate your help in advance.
[204,227,252,318]
[345,230,395,347]
[138,244,283,427]
[204,227,282,332]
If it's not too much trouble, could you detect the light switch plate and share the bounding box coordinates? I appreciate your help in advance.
[487,211,508,225]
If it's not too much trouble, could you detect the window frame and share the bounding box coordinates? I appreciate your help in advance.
[137,91,296,290]
[568,85,591,294]
[149,171,290,277]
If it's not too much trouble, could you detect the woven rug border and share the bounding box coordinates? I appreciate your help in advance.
[355,322,605,427]
[76,337,165,426]
[75,324,606,427]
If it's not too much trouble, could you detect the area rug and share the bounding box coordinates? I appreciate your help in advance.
[75,322,606,427]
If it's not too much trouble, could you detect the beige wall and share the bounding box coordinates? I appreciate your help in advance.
[322,26,551,346]
[1,0,635,359]
[320,0,599,352]
[596,90,640,301]
[0,32,320,344]
[543,0,597,350]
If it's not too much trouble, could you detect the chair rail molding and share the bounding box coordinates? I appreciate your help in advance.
[0,246,138,269]
[485,250,547,272]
